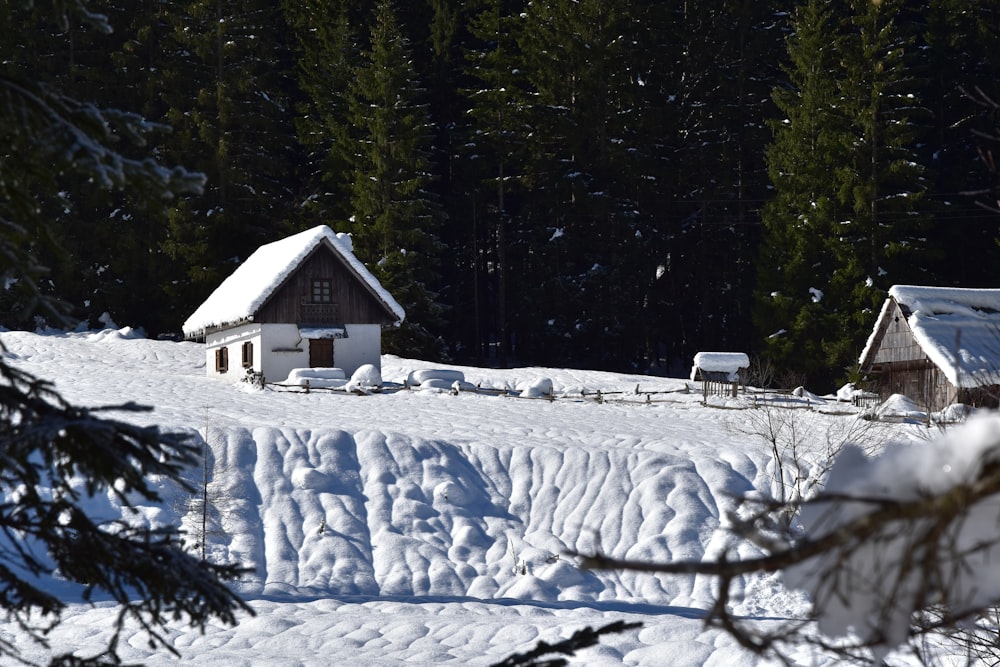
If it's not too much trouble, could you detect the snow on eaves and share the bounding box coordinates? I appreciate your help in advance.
[858,296,896,366]
[875,285,1000,388]
[182,225,405,336]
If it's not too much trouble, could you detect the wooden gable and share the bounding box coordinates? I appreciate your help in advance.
[863,297,955,410]
[869,299,926,366]
[254,241,399,326]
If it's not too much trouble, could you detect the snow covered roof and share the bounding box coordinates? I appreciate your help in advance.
[860,285,1000,388]
[182,225,405,335]
[690,352,749,382]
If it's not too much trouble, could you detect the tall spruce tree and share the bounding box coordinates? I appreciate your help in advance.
[920,0,1000,287]
[88,0,187,333]
[425,0,483,364]
[829,0,932,367]
[663,0,790,368]
[756,0,849,382]
[757,0,933,386]
[0,1,203,332]
[346,0,446,359]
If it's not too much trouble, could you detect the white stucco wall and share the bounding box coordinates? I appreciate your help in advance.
[204,322,383,384]
[205,322,262,383]
[332,324,382,377]
[259,323,309,384]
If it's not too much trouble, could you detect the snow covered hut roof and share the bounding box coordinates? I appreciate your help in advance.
[690,352,749,382]
[182,225,405,335]
[860,285,1000,388]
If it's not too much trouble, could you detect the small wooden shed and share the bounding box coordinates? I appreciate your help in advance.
[859,285,1000,411]
[182,225,405,383]
[690,352,749,399]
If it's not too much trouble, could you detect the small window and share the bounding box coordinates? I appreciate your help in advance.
[215,346,229,374]
[241,341,253,368]
[311,279,332,303]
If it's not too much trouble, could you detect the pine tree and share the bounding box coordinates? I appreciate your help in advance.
[827,0,933,374]
[920,0,1000,287]
[757,0,934,386]
[346,0,446,359]
[0,2,204,330]
[660,0,791,369]
[463,0,531,365]
[425,0,483,364]
[756,0,849,381]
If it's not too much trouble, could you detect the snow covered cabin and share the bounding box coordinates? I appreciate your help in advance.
[182,225,405,383]
[859,285,1000,411]
[690,352,749,399]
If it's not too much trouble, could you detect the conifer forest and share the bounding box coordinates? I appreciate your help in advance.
[6,0,1000,388]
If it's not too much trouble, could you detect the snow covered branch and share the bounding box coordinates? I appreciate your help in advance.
[582,415,1000,663]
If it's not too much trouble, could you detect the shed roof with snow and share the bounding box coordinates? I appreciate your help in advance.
[859,285,1000,388]
[182,225,405,337]
[690,352,749,382]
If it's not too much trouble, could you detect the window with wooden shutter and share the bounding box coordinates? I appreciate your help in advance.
[215,346,229,373]
[242,341,253,368]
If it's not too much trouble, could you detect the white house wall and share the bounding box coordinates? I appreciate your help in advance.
[204,322,382,384]
[260,323,308,384]
[332,324,382,377]
[205,322,262,383]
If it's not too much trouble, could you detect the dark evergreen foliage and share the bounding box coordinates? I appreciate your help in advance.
[345,0,447,360]
[0,4,250,663]
[7,0,1000,387]
[158,0,302,324]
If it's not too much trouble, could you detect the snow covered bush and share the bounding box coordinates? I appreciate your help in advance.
[730,405,890,530]
[784,415,1000,658]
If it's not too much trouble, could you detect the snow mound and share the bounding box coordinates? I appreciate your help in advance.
[516,377,553,398]
[835,383,858,401]
[407,368,465,386]
[876,393,925,420]
[344,364,382,393]
[791,386,827,403]
[936,402,973,423]
[349,364,381,386]
[286,367,347,388]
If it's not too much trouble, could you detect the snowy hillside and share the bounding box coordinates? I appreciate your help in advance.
[0,328,900,665]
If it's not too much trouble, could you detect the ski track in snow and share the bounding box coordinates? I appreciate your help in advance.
[0,330,851,665]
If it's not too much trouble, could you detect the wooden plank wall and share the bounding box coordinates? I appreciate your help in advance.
[256,244,397,326]
[872,300,925,365]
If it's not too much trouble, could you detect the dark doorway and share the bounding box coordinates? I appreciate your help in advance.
[309,339,334,368]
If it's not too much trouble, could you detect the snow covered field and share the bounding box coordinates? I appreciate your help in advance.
[0,328,911,665]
